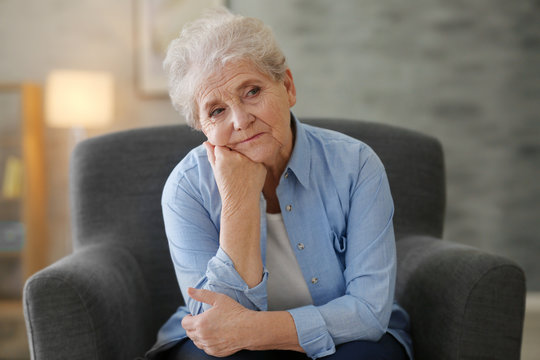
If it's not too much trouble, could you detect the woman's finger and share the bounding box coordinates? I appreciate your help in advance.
[203,141,216,166]
[213,144,232,161]
[188,287,219,307]
[181,314,194,330]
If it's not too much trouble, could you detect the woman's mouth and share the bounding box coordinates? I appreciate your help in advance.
[238,133,264,144]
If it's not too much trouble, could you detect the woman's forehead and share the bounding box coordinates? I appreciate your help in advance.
[196,60,273,104]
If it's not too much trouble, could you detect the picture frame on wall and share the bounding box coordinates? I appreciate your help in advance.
[134,0,227,97]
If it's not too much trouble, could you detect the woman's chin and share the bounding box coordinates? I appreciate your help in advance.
[232,143,273,164]
[232,137,287,168]
[236,149,268,164]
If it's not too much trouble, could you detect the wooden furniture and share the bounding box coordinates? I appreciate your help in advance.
[0,83,48,359]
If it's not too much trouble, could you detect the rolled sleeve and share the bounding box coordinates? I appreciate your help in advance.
[203,247,268,311]
[287,306,335,359]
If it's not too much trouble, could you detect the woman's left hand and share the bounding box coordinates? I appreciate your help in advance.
[181,287,254,357]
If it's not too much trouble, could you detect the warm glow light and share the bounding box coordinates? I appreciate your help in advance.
[45,70,114,128]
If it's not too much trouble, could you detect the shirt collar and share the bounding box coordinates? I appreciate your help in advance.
[286,113,311,188]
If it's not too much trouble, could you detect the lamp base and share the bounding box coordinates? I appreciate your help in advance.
[71,126,87,145]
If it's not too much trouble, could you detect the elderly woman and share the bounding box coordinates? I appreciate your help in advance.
[147,8,412,360]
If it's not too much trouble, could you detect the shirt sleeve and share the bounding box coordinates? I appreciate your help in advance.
[162,169,268,315]
[288,150,396,359]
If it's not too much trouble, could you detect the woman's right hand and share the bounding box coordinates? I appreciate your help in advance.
[204,141,267,217]
[204,142,266,288]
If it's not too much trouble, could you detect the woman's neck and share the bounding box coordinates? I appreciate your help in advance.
[263,172,281,213]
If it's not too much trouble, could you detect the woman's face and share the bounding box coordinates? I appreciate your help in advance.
[196,60,296,168]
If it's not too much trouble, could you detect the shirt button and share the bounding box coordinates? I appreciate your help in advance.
[297,243,305,250]
[284,172,289,179]
[286,204,292,212]
[311,277,318,284]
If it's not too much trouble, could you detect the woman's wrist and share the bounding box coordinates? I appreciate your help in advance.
[245,310,304,353]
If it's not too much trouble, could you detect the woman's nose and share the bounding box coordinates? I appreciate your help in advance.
[231,106,254,131]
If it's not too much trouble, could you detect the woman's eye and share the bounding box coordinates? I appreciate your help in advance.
[246,87,260,97]
[209,108,225,118]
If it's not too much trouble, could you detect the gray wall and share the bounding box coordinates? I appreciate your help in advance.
[231,0,540,290]
[1,0,539,289]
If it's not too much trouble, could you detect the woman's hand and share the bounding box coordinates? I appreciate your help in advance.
[204,141,265,287]
[204,142,267,217]
[182,288,254,357]
[182,288,304,356]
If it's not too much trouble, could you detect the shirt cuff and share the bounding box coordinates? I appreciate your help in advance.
[287,305,335,359]
[205,247,268,311]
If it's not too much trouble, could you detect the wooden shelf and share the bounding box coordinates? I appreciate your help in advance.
[0,83,48,296]
[0,252,21,259]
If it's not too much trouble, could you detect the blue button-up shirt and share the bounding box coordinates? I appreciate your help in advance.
[148,115,413,359]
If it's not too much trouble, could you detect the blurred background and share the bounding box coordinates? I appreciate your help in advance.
[0,0,538,358]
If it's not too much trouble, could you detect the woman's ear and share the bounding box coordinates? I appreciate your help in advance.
[283,68,296,107]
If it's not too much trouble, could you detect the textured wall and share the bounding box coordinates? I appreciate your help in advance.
[0,0,538,289]
[231,0,540,289]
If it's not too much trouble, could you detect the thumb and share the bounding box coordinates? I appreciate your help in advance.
[187,287,218,306]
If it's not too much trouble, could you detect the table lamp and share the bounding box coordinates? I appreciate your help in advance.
[45,70,114,141]
[44,70,114,253]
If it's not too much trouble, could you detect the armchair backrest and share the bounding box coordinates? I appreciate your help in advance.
[69,118,445,332]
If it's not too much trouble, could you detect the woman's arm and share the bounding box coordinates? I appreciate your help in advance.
[204,142,267,288]
[182,287,303,357]
[177,143,304,356]
[163,145,268,314]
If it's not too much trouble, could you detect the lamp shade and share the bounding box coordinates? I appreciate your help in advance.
[45,70,114,128]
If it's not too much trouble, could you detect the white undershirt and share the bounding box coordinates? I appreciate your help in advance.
[265,212,313,311]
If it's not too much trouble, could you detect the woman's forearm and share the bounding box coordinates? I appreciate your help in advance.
[205,142,266,289]
[220,197,263,288]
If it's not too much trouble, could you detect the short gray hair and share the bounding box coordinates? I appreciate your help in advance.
[163,7,288,128]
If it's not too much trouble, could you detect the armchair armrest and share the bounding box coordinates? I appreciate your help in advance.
[396,236,526,360]
[23,243,154,359]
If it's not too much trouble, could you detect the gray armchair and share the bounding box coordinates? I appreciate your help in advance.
[23,119,526,359]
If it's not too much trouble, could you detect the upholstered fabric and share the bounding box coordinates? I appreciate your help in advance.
[23,119,525,359]
[396,236,525,359]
